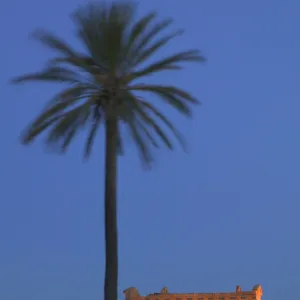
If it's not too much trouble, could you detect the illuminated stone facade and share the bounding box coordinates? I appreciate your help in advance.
[123,285,263,300]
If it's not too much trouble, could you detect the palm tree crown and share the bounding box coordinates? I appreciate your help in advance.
[11,2,205,166]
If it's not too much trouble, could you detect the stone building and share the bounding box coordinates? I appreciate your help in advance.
[123,284,263,300]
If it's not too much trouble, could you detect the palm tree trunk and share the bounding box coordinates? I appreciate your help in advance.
[104,115,118,300]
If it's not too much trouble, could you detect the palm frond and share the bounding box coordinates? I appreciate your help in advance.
[129,84,199,116]
[46,103,91,152]
[32,29,78,58]
[72,2,135,72]
[127,12,156,48]
[126,14,183,69]
[11,1,204,164]
[132,50,205,79]
[21,86,98,147]
[31,30,104,76]
[120,12,156,72]
[132,29,183,68]
[44,85,94,109]
[30,93,87,131]
[48,56,103,74]
[22,102,90,145]
[122,92,179,167]
[136,119,160,148]
[124,12,157,59]
[132,84,199,103]
[127,114,153,167]
[72,7,109,70]
[21,115,63,145]
[84,109,102,159]
[138,99,187,151]
[11,66,82,85]
[134,104,174,149]
[117,125,125,156]
[117,92,154,166]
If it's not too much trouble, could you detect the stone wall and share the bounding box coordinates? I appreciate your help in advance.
[123,285,263,300]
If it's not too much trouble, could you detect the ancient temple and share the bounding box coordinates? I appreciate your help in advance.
[123,284,263,300]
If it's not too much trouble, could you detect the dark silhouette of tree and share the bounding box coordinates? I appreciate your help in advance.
[11,2,205,300]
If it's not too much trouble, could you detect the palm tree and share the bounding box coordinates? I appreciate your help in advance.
[11,2,205,300]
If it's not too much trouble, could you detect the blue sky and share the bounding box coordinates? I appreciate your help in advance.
[1,1,299,300]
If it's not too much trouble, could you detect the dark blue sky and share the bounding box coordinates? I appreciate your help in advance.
[1,1,299,300]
